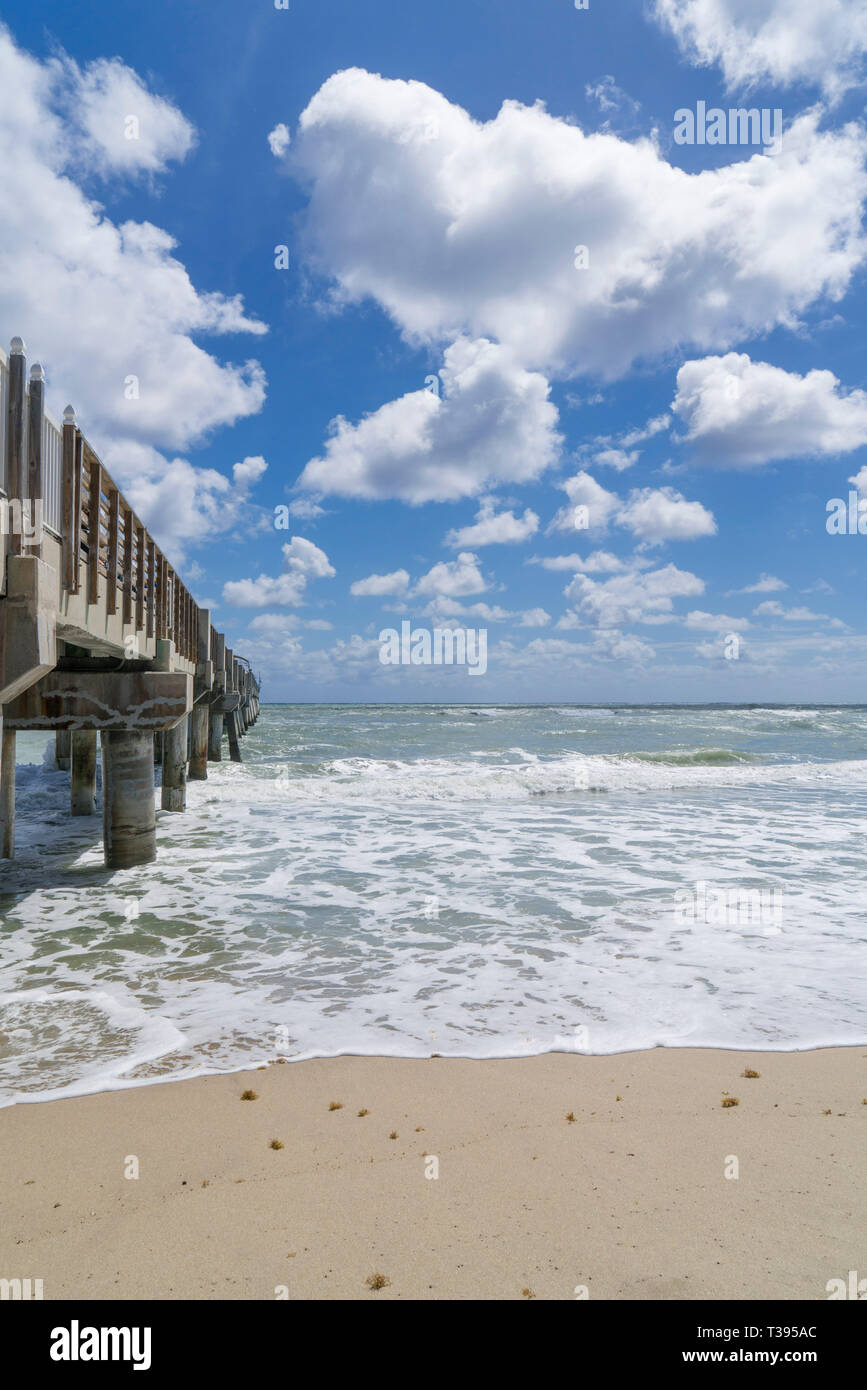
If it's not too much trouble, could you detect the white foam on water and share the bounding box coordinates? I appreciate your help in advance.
[2,712,866,1104]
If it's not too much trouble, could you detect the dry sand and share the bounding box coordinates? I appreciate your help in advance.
[0,1047,864,1300]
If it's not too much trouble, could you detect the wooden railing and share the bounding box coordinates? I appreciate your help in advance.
[61,429,199,663]
[2,336,242,673]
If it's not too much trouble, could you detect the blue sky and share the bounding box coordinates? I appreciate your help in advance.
[3,0,867,700]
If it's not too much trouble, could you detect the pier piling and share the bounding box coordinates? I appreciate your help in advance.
[207,708,223,762]
[1,724,15,859]
[55,730,71,770]
[161,716,188,812]
[70,730,97,815]
[189,705,209,780]
[101,731,156,869]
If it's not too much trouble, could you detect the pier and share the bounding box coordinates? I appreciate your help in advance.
[0,337,260,868]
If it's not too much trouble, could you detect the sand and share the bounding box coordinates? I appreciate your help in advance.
[0,1047,864,1300]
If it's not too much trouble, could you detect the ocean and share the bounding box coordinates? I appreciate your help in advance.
[1,704,865,1105]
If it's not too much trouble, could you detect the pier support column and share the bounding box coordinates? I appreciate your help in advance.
[0,721,14,859]
[101,731,156,868]
[189,705,208,781]
[55,730,71,770]
[70,730,98,816]
[226,710,242,763]
[161,716,188,812]
[207,707,223,762]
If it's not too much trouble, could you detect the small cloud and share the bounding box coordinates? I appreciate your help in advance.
[233,455,268,492]
[729,573,787,595]
[350,570,411,597]
[445,498,539,548]
[268,123,291,158]
[413,552,487,599]
[287,496,328,521]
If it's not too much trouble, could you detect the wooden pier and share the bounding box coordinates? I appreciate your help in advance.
[0,337,260,868]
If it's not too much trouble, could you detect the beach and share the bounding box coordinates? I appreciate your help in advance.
[1,1047,863,1301]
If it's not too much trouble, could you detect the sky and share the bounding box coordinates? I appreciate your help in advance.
[2,0,867,702]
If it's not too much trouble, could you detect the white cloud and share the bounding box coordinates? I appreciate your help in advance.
[620,413,671,448]
[564,563,705,628]
[585,76,642,121]
[850,465,867,495]
[416,596,510,624]
[298,337,561,502]
[652,0,867,101]
[592,447,639,472]
[268,122,291,157]
[549,473,715,544]
[293,70,867,379]
[54,53,196,177]
[618,486,717,544]
[549,472,620,534]
[534,550,632,574]
[591,629,656,664]
[249,613,301,635]
[233,455,268,491]
[673,354,867,467]
[0,27,267,561]
[754,600,843,626]
[445,498,539,548]
[350,569,411,597]
[729,573,788,594]
[413,552,487,598]
[287,496,328,520]
[685,610,750,632]
[519,608,551,627]
[121,448,264,567]
[223,537,335,608]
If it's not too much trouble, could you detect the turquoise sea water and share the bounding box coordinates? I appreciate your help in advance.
[1,704,866,1104]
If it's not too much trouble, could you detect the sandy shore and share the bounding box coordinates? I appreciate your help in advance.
[0,1047,863,1300]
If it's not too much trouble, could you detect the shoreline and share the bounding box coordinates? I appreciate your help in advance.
[1,1046,863,1300]
[3,1036,867,1111]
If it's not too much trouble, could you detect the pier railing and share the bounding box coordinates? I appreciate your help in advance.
[2,338,212,665]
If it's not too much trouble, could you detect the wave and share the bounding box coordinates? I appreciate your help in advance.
[213,752,867,805]
[627,748,760,766]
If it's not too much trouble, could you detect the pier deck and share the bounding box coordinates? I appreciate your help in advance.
[0,337,260,868]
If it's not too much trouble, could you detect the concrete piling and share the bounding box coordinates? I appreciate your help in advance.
[207,707,223,761]
[101,731,156,868]
[1,723,14,859]
[161,716,188,812]
[189,705,209,781]
[55,730,71,770]
[70,730,98,815]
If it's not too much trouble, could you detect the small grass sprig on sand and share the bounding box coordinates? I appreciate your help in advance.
[721,1097,739,1108]
[240,1090,258,1101]
[566,1112,577,1124]
[366,1273,390,1291]
[269,1139,284,1150]
[389,1131,398,1140]
[328,1101,343,1111]
[741,1068,761,1079]
[357,1108,369,1117]
[522,1288,536,1299]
